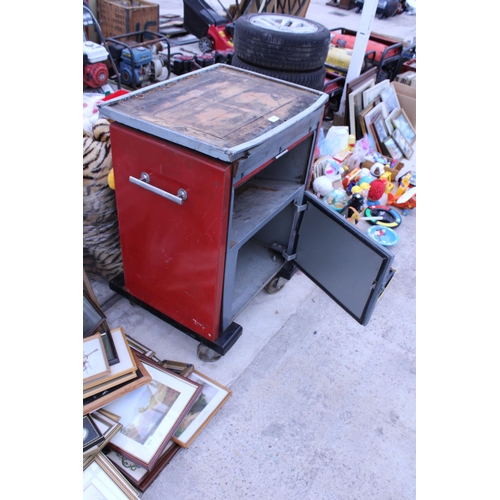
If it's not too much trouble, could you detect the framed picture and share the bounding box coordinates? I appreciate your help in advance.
[125,333,193,376]
[84,410,124,461]
[83,452,140,499]
[391,108,416,145]
[343,66,378,128]
[383,137,404,161]
[172,370,232,448]
[363,79,390,108]
[385,107,400,135]
[84,327,138,395]
[358,102,375,138]
[372,113,390,145]
[348,77,376,139]
[84,414,104,453]
[83,333,111,385]
[83,350,153,415]
[369,121,383,153]
[83,292,106,338]
[106,442,182,493]
[392,128,414,159]
[102,352,202,470]
[380,84,401,115]
[363,102,388,150]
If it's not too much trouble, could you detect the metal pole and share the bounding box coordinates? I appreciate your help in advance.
[337,0,378,118]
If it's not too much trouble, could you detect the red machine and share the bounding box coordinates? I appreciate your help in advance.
[83,41,109,88]
[183,0,234,53]
[329,27,404,82]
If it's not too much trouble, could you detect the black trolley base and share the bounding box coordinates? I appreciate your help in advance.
[109,273,243,356]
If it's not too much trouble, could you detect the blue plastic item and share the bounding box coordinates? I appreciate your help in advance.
[367,226,399,246]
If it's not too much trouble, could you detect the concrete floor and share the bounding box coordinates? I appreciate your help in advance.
[89,3,416,498]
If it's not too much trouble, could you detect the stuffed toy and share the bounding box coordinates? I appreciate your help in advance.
[83,119,123,282]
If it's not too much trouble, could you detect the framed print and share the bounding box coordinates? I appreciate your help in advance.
[372,113,390,145]
[84,410,124,460]
[383,136,404,161]
[106,442,182,493]
[125,333,193,376]
[102,352,202,470]
[83,350,153,415]
[392,128,414,159]
[173,371,232,448]
[84,327,138,394]
[83,292,106,338]
[83,333,111,385]
[363,79,390,108]
[369,121,383,153]
[380,84,401,115]
[392,108,416,145]
[83,452,140,500]
[358,102,375,138]
[348,78,376,139]
[343,66,377,127]
[363,102,388,150]
[84,414,104,453]
[385,107,399,135]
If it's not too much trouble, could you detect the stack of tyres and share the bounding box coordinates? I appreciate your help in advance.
[231,13,330,91]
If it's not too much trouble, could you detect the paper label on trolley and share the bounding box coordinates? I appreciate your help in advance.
[268,116,280,122]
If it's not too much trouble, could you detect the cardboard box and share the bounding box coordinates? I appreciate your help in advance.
[393,81,416,130]
[97,0,159,40]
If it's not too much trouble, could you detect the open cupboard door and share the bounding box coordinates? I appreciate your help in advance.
[294,194,395,325]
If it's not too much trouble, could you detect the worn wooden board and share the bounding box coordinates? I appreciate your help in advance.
[100,66,323,152]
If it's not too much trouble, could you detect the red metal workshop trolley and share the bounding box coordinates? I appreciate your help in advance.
[98,64,394,356]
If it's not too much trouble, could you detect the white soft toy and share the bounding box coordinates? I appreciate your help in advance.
[312,175,334,197]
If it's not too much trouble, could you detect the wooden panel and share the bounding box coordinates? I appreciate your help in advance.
[105,66,321,150]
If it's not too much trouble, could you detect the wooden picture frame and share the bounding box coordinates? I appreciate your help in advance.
[84,410,124,461]
[391,108,416,145]
[372,113,390,145]
[83,292,106,338]
[358,102,375,138]
[392,128,414,159]
[102,353,202,470]
[83,414,104,453]
[363,79,390,108]
[106,442,182,493]
[363,102,388,151]
[385,107,399,135]
[348,77,376,139]
[380,84,401,115]
[83,350,153,415]
[383,136,404,161]
[83,452,140,499]
[343,67,378,128]
[172,370,232,448]
[84,327,138,396]
[83,333,111,385]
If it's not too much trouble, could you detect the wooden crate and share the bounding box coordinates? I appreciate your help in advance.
[97,0,159,40]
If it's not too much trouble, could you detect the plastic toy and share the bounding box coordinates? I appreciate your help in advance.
[323,188,349,212]
[312,175,333,197]
[364,205,402,228]
[367,179,386,202]
[387,172,417,210]
[367,226,399,246]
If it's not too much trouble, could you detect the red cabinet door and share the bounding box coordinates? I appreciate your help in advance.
[110,123,232,341]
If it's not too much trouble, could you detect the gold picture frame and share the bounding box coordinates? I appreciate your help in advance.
[83,452,140,499]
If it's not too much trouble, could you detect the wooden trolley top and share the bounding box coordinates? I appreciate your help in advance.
[98,64,328,162]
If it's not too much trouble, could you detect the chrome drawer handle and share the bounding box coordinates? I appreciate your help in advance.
[129,173,187,205]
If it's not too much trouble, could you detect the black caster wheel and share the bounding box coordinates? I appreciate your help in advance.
[197,343,222,362]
